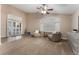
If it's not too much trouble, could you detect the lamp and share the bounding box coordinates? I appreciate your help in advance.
[35,30,39,34]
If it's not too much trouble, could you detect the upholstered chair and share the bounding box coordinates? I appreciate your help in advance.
[48,32,62,42]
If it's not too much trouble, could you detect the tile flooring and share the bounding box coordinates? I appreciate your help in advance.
[0,36,74,55]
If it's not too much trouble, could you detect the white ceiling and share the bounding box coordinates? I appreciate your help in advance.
[10,4,79,14]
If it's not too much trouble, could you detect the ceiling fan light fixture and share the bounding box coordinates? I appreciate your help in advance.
[44,5,47,10]
[41,10,46,14]
[37,4,53,15]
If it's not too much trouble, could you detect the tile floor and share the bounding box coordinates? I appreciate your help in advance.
[0,36,74,55]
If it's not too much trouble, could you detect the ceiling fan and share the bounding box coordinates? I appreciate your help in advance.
[37,4,53,15]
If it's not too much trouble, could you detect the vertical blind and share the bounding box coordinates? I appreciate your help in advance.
[40,17,61,32]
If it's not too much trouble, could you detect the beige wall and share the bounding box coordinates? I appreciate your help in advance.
[27,13,72,36]
[0,5,1,44]
[1,4,72,38]
[1,4,28,37]
[27,13,43,32]
[72,9,79,30]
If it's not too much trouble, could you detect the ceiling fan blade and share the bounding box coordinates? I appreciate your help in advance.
[37,7,43,10]
[47,9,53,11]
[46,12,50,14]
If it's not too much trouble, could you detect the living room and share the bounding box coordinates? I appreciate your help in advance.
[0,4,79,55]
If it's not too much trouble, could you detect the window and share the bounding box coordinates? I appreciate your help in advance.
[40,17,61,32]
